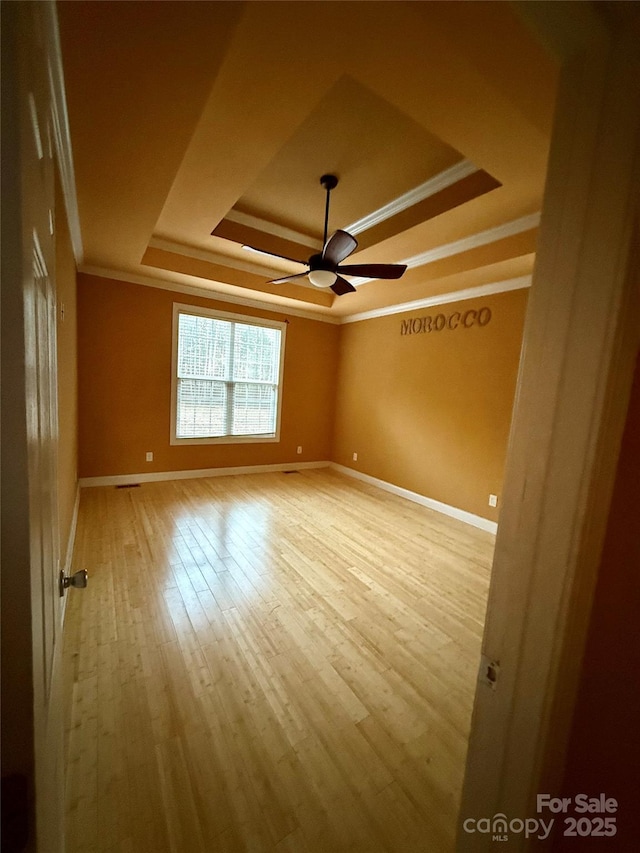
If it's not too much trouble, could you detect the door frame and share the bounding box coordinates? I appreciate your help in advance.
[458,4,640,849]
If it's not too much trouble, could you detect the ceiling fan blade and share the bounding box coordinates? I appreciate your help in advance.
[337,263,407,280]
[269,272,310,285]
[323,229,358,265]
[331,275,357,296]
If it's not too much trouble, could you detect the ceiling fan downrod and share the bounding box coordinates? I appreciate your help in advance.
[320,174,338,246]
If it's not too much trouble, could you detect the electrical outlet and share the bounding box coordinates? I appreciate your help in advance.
[145,452,153,462]
[489,494,498,507]
[352,452,358,462]
[296,446,302,454]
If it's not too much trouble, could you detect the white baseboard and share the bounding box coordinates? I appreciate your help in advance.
[78,461,497,534]
[330,463,498,534]
[79,460,331,488]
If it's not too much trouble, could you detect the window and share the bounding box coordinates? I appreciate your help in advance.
[171,304,286,445]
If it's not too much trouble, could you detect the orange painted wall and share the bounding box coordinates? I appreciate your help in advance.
[332,288,528,521]
[554,351,640,851]
[77,274,339,477]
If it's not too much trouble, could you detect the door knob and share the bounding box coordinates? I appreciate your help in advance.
[59,569,88,596]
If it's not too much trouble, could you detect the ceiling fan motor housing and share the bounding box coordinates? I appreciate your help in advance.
[308,252,335,272]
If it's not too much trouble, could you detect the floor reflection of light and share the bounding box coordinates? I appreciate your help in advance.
[165,491,278,611]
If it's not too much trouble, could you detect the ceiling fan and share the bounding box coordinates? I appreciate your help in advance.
[256,175,407,296]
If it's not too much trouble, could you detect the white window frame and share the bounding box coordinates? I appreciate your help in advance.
[170,303,286,446]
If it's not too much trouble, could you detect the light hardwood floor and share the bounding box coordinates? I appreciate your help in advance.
[63,469,493,852]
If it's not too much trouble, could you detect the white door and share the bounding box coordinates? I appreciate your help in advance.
[2,3,67,850]
[26,232,66,853]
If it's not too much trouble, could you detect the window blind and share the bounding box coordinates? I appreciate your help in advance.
[175,311,282,440]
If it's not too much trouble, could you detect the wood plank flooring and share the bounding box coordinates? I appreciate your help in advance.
[63,469,493,852]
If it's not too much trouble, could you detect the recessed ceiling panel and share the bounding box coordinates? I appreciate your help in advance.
[228,75,463,238]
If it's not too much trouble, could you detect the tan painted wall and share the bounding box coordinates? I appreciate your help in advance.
[77,274,526,522]
[332,289,528,522]
[55,171,78,561]
[77,274,339,478]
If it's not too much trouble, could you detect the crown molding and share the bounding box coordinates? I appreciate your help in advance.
[225,209,322,251]
[45,2,84,265]
[402,212,540,269]
[223,161,479,251]
[345,159,478,236]
[153,209,538,292]
[340,276,532,324]
[148,236,291,278]
[77,267,531,328]
[78,265,341,324]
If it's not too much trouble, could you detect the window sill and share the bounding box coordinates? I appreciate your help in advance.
[170,433,280,447]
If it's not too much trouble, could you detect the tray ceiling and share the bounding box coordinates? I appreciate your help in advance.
[57,0,558,319]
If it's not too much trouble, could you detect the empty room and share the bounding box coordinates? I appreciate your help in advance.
[3,2,639,852]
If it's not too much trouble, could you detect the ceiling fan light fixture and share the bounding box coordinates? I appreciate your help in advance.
[308,269,337,288]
